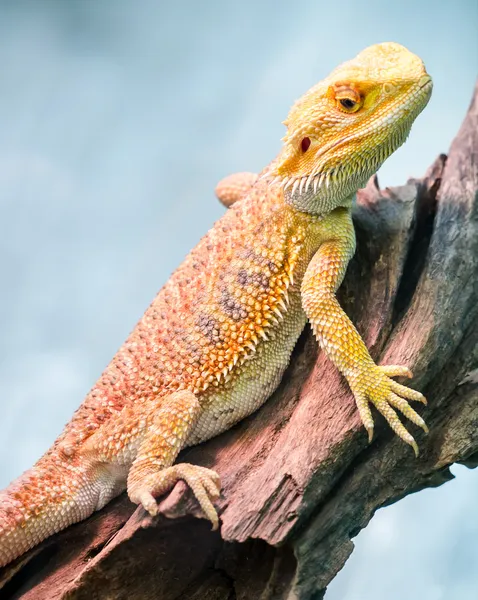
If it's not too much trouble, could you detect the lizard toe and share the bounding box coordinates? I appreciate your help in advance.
[128,463,221,529]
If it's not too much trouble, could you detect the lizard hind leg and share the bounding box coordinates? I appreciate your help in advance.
[126,390,222,530]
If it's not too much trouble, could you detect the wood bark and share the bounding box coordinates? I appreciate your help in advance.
[1,83,477,600]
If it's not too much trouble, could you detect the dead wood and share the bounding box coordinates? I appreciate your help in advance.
[1,82,477,600]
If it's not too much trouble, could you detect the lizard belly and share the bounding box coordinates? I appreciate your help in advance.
[186,294,307,446]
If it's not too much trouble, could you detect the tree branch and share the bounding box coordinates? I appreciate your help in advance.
[1,83,477,600]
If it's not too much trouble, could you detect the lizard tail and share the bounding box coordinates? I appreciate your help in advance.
[0,452,100,568]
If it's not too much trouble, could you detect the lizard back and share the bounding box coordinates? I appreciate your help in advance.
[58,181,329,451]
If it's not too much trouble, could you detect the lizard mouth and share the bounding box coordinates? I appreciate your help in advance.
[419,75,433,91]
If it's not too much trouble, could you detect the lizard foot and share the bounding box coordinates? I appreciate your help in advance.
[351,364,427,456]
[129,463,221,530]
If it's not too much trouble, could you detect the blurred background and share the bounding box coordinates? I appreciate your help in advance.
[0,0,476,597]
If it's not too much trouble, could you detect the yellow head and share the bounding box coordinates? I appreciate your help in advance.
[269,42,432,213]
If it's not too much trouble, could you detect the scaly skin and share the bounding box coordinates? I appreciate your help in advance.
[0,42,432,567]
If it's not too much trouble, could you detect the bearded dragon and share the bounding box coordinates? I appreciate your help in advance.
[0,42,432,568]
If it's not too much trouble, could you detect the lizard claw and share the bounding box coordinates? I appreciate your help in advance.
[379,365,413,379]
[351,363,427,456]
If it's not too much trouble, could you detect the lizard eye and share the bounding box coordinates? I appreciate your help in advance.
[301,137,311,152]
[337,96,362,113]
[339,98,358,110]
[333,84,363,113]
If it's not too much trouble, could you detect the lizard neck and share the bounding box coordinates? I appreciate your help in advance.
[262,157,362,216]
[284,186,355,215]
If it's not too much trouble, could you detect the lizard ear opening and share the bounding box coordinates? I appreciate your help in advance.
[301,137,311,153]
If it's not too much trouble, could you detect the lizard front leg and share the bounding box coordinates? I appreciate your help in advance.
[215,172,258,207]
[301,209,427,454]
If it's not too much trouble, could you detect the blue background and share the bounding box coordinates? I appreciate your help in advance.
[0,1,476,597]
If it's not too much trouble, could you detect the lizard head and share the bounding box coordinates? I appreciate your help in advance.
[267,42,432,213]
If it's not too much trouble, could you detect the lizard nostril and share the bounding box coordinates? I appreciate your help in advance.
[301,137,311,152]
